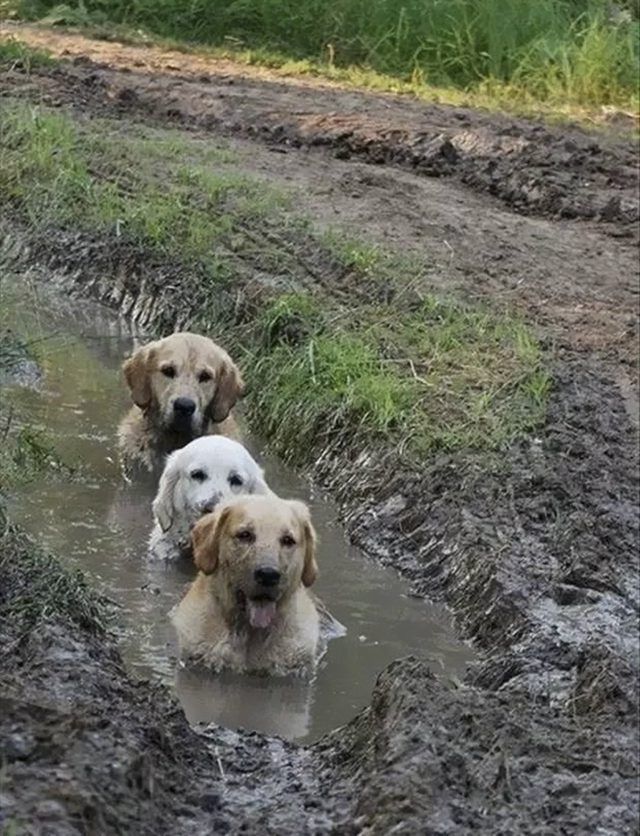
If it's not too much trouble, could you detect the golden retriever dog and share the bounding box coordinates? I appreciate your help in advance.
[118,332,244,477]
[171,495,321,677]
[148,436,271,561]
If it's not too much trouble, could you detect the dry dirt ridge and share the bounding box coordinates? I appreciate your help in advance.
[1,26,639,836]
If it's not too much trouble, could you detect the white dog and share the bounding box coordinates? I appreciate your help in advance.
[149,436,271,561]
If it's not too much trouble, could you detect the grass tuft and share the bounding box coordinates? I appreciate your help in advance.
[0,327,73,491]
[0,508,108,633]
[230,292,551,462]
[0,36,55,70]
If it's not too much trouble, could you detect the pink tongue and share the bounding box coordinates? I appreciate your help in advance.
[248,600,276,629]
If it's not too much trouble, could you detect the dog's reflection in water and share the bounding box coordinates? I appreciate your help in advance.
[176,665,314,740]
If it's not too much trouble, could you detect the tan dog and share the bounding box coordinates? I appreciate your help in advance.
[171,495,321,677]
[118,332,244,476]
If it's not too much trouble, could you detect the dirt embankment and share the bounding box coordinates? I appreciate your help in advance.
[1,25,639,835]
[2,24,639,372]
[2,24,638,231]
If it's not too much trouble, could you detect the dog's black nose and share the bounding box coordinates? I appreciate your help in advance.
[173,397,196,416]
[200,495,221,514]
[254,566,280,587]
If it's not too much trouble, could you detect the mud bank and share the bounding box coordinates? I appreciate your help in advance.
[2,522,638,835]
[1,24,639,234]
[1,222,638,832]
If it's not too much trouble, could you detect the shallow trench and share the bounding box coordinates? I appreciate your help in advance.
[3,271,473,742]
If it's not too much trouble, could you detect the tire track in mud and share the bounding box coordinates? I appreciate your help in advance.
[1,24,639,231]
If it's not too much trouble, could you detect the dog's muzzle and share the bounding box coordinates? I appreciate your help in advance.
[197,493,222,516]
[170,397,198,434]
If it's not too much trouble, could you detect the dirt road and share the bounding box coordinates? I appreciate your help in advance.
[1,23,638,835]
[2,23,639,367]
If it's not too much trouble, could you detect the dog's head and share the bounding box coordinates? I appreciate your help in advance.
[191,495,318,630]
[122,332,244,439]
[152,436,270,535]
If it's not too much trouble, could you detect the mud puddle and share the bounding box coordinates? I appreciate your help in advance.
[3,272,472,741]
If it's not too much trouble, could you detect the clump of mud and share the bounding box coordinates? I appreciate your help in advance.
[315,658,639,834]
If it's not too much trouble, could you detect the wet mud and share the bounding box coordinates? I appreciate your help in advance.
[1,24,638,233]
[1,24,639,374]
[1,23,639,835]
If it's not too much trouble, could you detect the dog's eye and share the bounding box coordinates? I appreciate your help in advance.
[190,469,207,482]
[228,473,243,488]
[280,533,296,548]
[198,370,213,383]
[161,365,176,379]
[235,528,255,544]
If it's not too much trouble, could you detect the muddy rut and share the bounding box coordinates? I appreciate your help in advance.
[0,23,639,836]
[2,24,639,372]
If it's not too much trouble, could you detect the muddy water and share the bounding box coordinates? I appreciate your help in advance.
[3,274,473,741]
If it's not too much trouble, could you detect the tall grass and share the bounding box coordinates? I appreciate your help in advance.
[12,0,640,107]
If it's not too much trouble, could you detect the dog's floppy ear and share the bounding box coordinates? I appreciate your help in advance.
[191,506,231,574]
[210,359,245,423]
[152,452,180,533]
[289,500,318,587]
[122,343,154,408]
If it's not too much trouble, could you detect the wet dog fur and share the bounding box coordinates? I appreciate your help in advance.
[171,495,321,677]
[118,332,244,477]
[148,436,271,561]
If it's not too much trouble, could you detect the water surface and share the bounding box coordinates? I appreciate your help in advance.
[4,274,473,741]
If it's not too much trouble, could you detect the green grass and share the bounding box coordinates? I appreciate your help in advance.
[0,35,55,69]
[0,397,72,493]
[0,325,73,491]
[0,331,33,372]
[0,102,287,277]
[0,508,108,633]
[321,231,384,275]
[7,0,639,111]
[225,292,551,462]
[0,100,551,461]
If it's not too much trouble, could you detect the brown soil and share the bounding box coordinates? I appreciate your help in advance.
[1,23,638,377]
[1,23,639,836]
